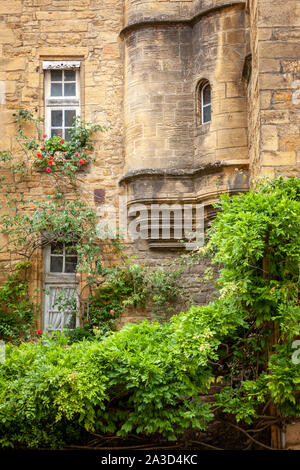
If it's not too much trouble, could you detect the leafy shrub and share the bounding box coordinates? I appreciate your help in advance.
[0,306,221,448]
[207,177,300,422]
[0,177,299,448]
[86,263,183,333]
[0,262,36,343]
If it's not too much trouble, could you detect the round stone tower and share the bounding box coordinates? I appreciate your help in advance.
[121,0,249,240]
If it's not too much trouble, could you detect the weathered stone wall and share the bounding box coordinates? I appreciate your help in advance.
[0,0,125,327]
[124,23,194,172]
[0,0,125,198]
[124,0,245,25]
[246,0,260,178]
[0,0,250,328]
[0,0,299,451]
[285,421,300,451]
[248,0,300,179]
[193,5,247,165]
[121,1,249,328]
[122,2,249,202]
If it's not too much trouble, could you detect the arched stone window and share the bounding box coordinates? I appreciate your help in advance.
[196,80,211,125]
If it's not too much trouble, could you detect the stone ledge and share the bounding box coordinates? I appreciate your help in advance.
[120,2,246,37]
[119,160,249,185]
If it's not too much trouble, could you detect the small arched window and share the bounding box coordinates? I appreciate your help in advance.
[201,81,211,124]
[197,80,211,125]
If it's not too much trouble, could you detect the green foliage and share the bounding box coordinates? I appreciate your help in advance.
[12,110,104,177]
[0,196,117,275]
[0,262,37,342]
[0,177,299,448]
[207,177,300,422]
[34,118,105,176]
[0,310,217,447]
[215,374,270,424]
[0,190,186,342]
[87,263,183,330]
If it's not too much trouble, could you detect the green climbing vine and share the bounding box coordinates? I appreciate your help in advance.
[0,110,189,342]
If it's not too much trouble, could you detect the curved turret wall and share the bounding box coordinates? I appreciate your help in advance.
[124,0,244,25]
[124,23,194,172]
[122,1,249,208]
[192,4,248,165]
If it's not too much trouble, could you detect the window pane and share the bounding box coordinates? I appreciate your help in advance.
[203,105,211,123]
[51,128,62,137]
[64,82,76,96]
[65,256,78,273]
[51,110,62,127]
[64,70,76,81]
[51,83,62,97]
[50,256,63,273]
[202,84,211,106]
[51,70,62,81]
[65,109,76,127]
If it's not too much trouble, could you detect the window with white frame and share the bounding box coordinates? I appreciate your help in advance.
[201,81,211,124]
[43,61,81,141]
[43,242,79,333]
[196,80,211,125]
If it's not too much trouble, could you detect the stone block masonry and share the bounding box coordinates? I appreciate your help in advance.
[0,0,299,449]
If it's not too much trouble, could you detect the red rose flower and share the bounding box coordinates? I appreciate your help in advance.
[59,140,64,144]
[37,329,41,335]
[43,134,47,138]
[46,167,51,172]
[56,286,59,289]
[42,147,45,150]
[75,152,79,157]
[37,153,41,157]
[79,159,84,165]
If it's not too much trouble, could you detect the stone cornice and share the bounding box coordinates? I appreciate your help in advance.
[119,160,249,185]
[120,1,245,37]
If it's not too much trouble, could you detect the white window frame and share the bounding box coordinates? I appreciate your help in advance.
[43,243,79,332]
[201,82,211,125]
[43,61,81,140]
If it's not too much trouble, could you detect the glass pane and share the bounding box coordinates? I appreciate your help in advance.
[51,70,62,81]
[65,109,76,127]
[51,128,62,137]
[51,110,62,127]
[65,128,72,141]
[203,105,211,123]
[50,256,63,273]
[51,243,63,254]
[202,84,211,106]
[64,70,76,81]
[51,83,62,97]
[65,256,78,273]
[64,82,76,96]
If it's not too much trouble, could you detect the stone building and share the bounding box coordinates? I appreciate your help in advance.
[0,0,299,448]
